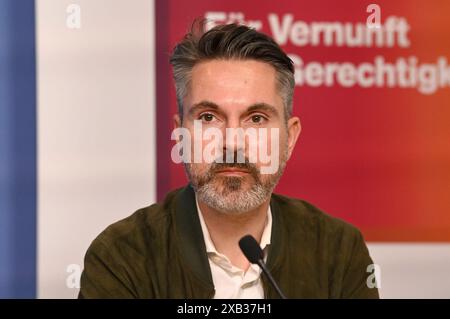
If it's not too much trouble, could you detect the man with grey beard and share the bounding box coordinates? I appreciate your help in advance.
[79,22,379,299]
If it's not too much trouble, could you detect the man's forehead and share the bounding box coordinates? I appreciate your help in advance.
[186,59,282,113]
[190,59,277,79]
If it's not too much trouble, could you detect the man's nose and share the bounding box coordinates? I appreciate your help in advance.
[222,118,246,162]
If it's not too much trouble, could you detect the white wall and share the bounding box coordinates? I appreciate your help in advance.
[36,0,156,298]
[368,244,450,298]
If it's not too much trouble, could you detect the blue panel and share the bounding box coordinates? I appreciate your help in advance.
[0,0,37,298]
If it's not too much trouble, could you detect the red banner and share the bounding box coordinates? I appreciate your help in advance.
[156,0,450,241]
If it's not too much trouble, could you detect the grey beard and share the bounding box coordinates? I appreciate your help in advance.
[185,149,288,214]
[195,177,272,214]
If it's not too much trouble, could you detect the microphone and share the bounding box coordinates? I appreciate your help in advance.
[239,235,287,299]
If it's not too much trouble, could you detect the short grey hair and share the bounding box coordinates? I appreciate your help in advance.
[169,21,295,121]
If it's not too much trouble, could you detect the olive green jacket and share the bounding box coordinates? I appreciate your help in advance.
[79,185,379,299]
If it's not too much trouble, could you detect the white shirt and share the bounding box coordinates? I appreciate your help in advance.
[195,197,272,299]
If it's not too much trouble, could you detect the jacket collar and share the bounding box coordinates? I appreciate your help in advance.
[173,185,286,296]
[173,185,215,292]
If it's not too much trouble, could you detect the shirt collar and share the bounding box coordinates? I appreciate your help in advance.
[195,195,272,255]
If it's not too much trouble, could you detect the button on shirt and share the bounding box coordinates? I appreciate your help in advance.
[196,198,272,299]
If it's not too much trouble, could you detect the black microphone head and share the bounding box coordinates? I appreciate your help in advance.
[239,235,264,264]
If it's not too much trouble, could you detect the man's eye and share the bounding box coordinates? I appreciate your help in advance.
[251,115,266,124]
[200,113,215,122]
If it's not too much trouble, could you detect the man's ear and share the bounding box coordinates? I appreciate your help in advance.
[286,116,301,160]
[173,114,182,142]
[174,113,182,129]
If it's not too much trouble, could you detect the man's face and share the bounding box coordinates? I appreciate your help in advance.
[174,59,300,213]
